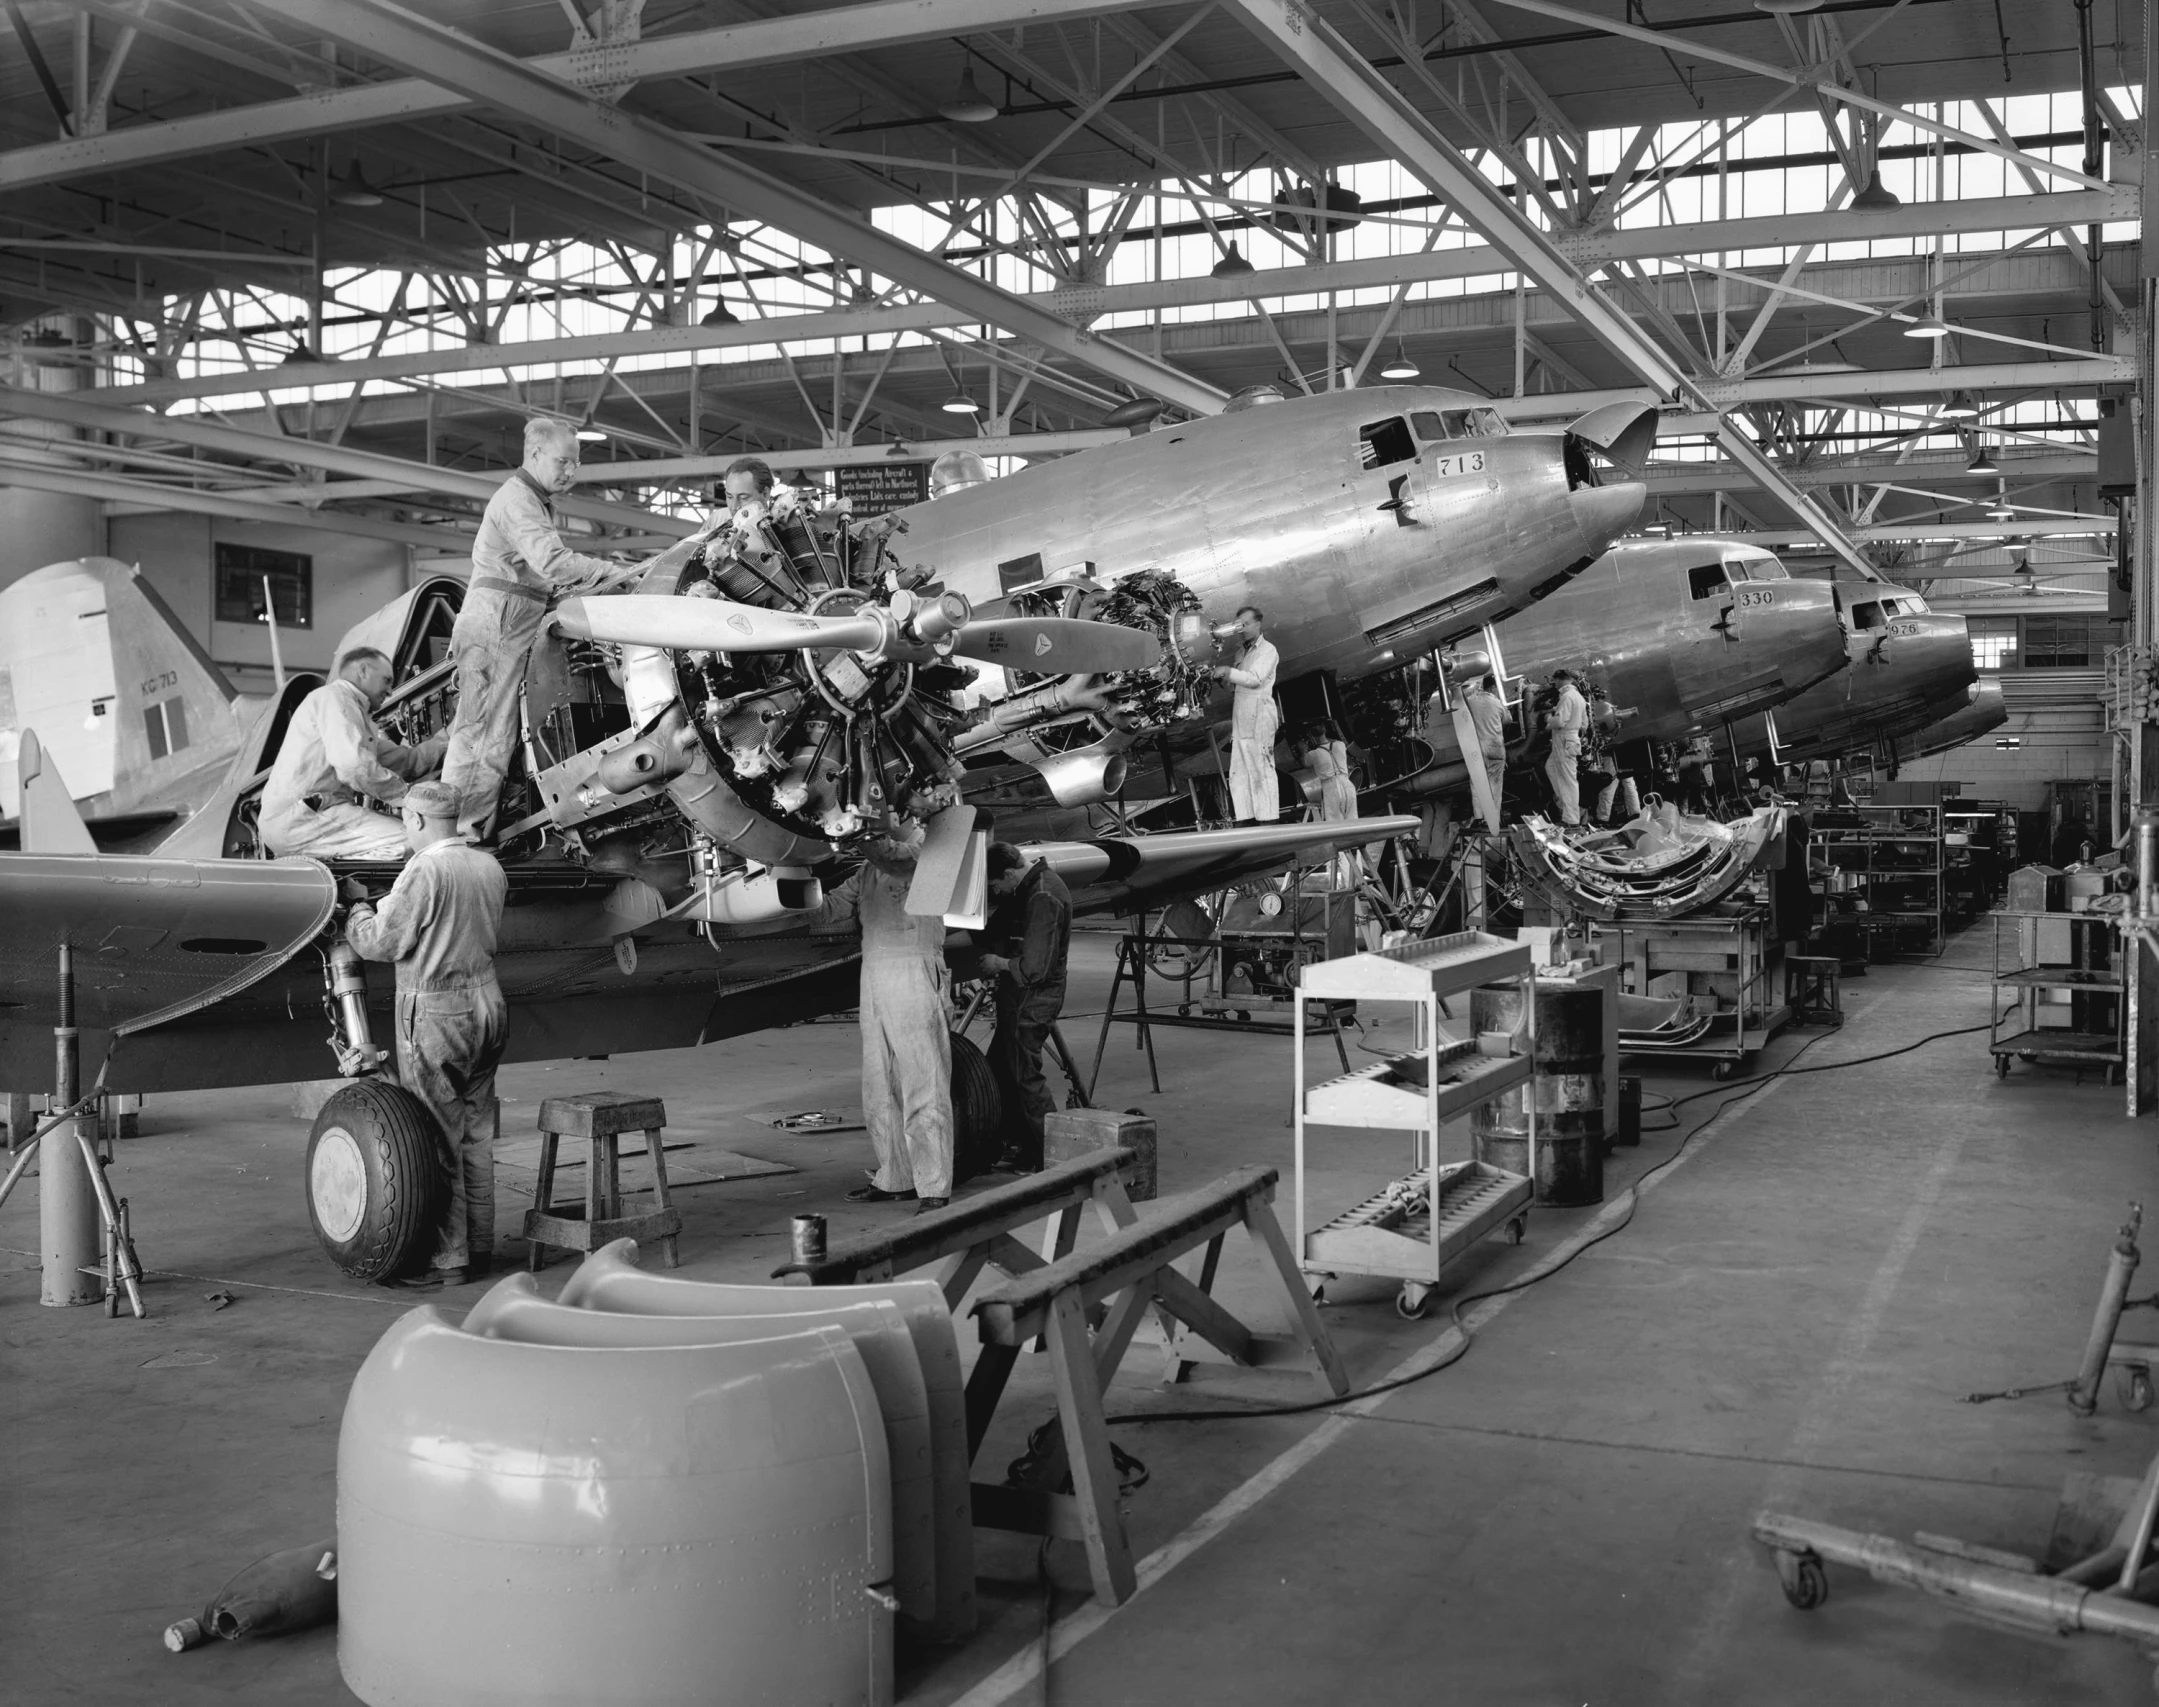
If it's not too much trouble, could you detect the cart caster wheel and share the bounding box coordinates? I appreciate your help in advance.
[1774,1548,1828,1611]
[1395,1284,1432,1320]
[2121,1365,2155,1413]
[1506,1215,1528,1246]
[1713,1061,1737,1081]
[1176,1004,1190,1018]
[1995,1055,2011,1079]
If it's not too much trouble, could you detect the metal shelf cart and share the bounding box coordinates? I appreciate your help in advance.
[1990,910,2125,1082]
[1821,804,1945,959]
[1293,931,1537,1319]
[1613,905,1788,1077]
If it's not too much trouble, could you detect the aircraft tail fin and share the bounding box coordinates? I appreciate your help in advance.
[17,730,97,854]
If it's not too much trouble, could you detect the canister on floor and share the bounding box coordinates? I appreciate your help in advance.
[1616,1077,1642,1148]
[1468,980,1605,1206]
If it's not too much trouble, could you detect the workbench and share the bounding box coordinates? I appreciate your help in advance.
[1613,905,1788,1077]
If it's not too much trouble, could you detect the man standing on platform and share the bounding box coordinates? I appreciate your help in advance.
[1543,667,1588,828]
[979,842,1072,1173]
[342,781,509,1289]
[1463,673,1510,823]
[1212,605,1281,824]
[440,417,638,839]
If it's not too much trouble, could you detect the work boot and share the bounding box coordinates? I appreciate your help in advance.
[914,1197,950,1214]
[381,1266,467,1291]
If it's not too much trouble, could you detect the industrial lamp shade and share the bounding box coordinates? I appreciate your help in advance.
[1904,313,1952,339]
[1753,0,1822,11]
[1851,168,1899,210]
[576,427,606,443]
[1211,241,1255,278]
[940,65,998,123]
[1967,445,1999,475]
[330,164,384,207]
[940,390,982,415]
[281,342,319,365]
[700,300,739,326]
[1378,339,1420,380]
[1940,391,1979,418]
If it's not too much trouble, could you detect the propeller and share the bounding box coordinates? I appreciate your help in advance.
[555,593,1160,674]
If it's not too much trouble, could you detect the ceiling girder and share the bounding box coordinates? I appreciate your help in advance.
[242,0,1227,415]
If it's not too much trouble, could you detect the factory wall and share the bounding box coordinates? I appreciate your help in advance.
[1891,672,2109,811]
[105,514,417,694]
[0,486,103,582]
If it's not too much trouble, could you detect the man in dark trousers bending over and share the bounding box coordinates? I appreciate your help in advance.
[342,779,510,1288]
[979,841,1072,1172]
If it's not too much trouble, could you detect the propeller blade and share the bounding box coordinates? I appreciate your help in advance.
[555,594,884,653]
[952,617,1161,675]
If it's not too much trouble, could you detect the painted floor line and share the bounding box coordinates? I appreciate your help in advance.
[944,1025,1849,1707]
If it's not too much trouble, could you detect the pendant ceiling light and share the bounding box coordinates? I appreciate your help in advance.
[1939,391,1979,419]
[1210,241,1255,278]
[1379,339,1420,380]
[330,163,384,207]
[700,300,739,326]
[1851,168,1900,210]
[576,427,606,443]
[1904,312,1952,340]
[940,65,998,124]
[940,388,981,415]
[1966,441,1999,476]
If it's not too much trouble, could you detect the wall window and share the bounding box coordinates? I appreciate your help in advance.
[1967,617,2018,670]
[2022,615,2121,668]
[214,542,312,629]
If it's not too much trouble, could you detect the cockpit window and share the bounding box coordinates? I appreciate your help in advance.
[1358,417,1418,470]
[1851,601,1884,630]
[1411,411,1446,441]
[1724,554,1787,581]
[1687,562,1729,601]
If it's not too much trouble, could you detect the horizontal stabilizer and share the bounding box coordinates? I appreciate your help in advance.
[16,730,96,855]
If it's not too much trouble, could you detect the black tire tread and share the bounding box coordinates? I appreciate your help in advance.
[948,1031,1002,1187]
[307,1081,444,1281]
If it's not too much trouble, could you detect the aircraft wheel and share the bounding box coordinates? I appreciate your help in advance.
[948,1030,1004,1187]
[305,1080,446,1282]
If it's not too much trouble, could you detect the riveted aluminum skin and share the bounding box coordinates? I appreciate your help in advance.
[559,1238,975,1642]
[467,1271,943,1637]
[337,1306,893,1707]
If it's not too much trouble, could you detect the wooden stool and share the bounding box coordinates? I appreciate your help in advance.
[1785,955,1843,1027]
[524,1093,680,1270]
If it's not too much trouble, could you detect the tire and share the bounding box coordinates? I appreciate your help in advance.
[305,1080,446,1281]
[948,1030,1004,1187]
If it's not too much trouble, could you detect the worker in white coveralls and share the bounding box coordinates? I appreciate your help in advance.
[1212,605,1281,824]
[259,646,446,860]
[815,825,955,1213]
[1544,666,1588,828]
[439,417,644,839]
[342,781,509,1290]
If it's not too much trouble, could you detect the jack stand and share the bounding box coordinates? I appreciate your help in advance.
[2071,1203,2144,1414]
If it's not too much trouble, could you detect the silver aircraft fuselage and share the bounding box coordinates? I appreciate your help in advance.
[1894,675,2009,763]
[895,385,1646,681]
[1728,583,1975,762]
[1405,538,1846,791]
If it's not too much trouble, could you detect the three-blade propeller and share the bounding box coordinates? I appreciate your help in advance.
[554,593,1160,675]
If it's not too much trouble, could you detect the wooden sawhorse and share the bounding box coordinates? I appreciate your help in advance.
[965,1165,1348,1605]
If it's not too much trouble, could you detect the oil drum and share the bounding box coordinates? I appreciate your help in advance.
[1468,981,1606,1206]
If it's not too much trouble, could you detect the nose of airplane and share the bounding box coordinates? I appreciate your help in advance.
[1759,577,1847,694]
[1887,612,1978,707]
[1568,481,1645,555]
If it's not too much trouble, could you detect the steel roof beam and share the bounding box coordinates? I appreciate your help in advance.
[0,0,1177,193]
[1223,0,1880,577]
[241,0,1225,415]
[76,187,2132,408]
[0,384,696,535]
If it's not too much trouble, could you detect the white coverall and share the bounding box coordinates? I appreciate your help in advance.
[345,837,509,1273]
[823,853,954,1200]
[259,679,442,860]
[1545,681,1588,827]
[441,470,621,835]
[1222,635,1282,822]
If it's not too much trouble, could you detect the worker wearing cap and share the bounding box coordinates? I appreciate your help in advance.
[1544,667,1588,828]
[814,825,955,1213]
[979,841,1072,1173]
[342,780,510,1288]
[260,646,445,860]
[439,417,638,839]
[1211,605,1281,824]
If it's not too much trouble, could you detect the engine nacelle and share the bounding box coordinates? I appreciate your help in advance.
[1033,741,1128,808]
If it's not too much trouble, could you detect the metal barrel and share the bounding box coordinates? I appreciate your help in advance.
[1468,981,1606,1207]
[789,1214,828,1268]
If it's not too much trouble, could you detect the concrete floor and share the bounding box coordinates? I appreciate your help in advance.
[4,924,2155,1705]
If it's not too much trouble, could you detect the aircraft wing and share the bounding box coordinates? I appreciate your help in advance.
[0,853,338,1037]
[1023,815,1420,916]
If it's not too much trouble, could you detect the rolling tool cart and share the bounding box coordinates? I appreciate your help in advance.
[1990,910,2125,1082]
[1293,932,1536,1319]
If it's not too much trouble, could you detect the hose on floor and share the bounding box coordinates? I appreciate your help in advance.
[1103,1013,2004,1429]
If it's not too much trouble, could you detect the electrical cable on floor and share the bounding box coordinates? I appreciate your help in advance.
[1101,1011,2003,1430]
